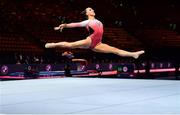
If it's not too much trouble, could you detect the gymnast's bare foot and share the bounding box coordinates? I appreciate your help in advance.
[45,43,56,48]
[132,50,145,59]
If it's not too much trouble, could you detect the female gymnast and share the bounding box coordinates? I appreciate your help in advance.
[45,7,145,59]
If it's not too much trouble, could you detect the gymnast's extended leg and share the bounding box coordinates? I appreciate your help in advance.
[45,37,91,49]
[92,43,145,59]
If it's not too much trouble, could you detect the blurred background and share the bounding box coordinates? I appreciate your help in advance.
[0,0,180,64]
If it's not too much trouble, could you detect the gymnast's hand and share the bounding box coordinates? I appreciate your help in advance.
[54,24,66,32]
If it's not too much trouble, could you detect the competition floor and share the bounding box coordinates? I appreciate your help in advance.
[0,77,180,114]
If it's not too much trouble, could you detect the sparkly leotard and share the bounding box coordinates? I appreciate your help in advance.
[66,19,103,49]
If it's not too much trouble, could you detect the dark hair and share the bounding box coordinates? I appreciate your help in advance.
[80,9,86,15]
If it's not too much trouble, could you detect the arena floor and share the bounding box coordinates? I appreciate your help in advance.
[0,78,180,114]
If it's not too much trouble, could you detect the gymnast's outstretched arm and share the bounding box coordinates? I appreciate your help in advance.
[54,20,89,32]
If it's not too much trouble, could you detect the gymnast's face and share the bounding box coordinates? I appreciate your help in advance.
[86,7,95,17]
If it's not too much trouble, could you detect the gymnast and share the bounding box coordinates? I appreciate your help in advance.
[45,7,145,59]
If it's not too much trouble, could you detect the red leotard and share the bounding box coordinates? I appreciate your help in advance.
[66,19,103,49]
